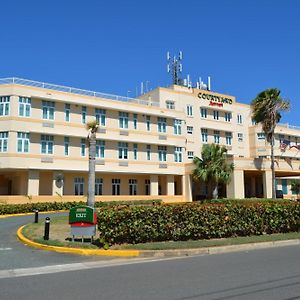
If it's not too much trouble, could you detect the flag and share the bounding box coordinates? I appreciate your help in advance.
[280,139,290,151]
[290,144,300,150]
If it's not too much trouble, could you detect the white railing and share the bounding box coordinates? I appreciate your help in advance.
[0,77,159,107]
[278,123,300,131]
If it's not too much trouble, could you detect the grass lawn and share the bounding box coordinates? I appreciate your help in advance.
[21,216,300,250]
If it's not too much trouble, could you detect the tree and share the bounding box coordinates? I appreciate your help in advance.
[86,120,99,207]
[192,144,234,199]
[291,180,300,199]
[251,88,290,199]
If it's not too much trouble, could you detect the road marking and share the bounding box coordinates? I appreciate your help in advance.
[0,248,12,251]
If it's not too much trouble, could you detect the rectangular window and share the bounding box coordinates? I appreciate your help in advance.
[65,104,70,122]
[200,108,207,118]
[158,117,167,133]
[81,138,86,156]
[224,112,232,122]
[129,179,137,195]
[41,135,54,154]
[17,132,29,153]
[119,112,129,129]
[95,178,103,195]
[64,137,69,156]
[146,116,151,131]
[96,140,105,158]
[158,146,167,162]
[145,179,150,195]
[225,132,232,145]
[82,106,87,124]
[118,142,128,159]
[174,147,182,162]
[187,126,193,134]
[173,119,182,135]
[112,179,121,195]
[0,132,8,152]
[237,113,243,124]
[187,151,194,159]
[213,110,219,120]
[214,130,220,144]
[0,96,10,116]
[133,114,138,130]
[42,101,55,120]
[257,133,266,140]
[146,145,151,160]
[201,128,208,143]
[19,97,31,117]
[166,100,175,109]
[238,133,243,142]
[74,177,84,195]
[133,143,138,160]
[187,105,193,116]
[95,108,106,126]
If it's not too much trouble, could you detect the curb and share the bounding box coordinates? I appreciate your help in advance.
[17,225,140,257]
[0,210,69,219]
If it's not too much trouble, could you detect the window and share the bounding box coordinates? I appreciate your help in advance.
[213,110,219,120]
[95,108,106,126]
[146,116,151,131]
[158,117,167,133]
[225,132,232,145]
[118,142,128,159]
[146,145,151,160]
[133,143,138,160]
[17,132,30,153]
[119,112,128,129]
[42,101,55,120]
[238,133,243,142]
[64,137,69,156]
[200,108,207,118]
[237,113,243,124]
[0,132,8,152]
[158,146,167,162]
[166,100,175,109]
[187,151,194,159]
[173,119,182,135]
[214,130,220,144]
[96,140,105,158]
[41,135,54,154]
[74,177,84,195]
[112,179,121,195]
[133,114,138,129]
[201,128,208,143]
[0,96,10,116]
[19,97,31,117]
[257,133,266,140]
[224,112,232,122]
[64,104,70,122]
[95,178,103,195]
[129,179,137,195]
[187,126,193,134]
[251,118,257,125]
[187,105,193,116]
[145,179,150,195]
[174,147,182,162]
[82,106,87,124]
[81,138,86,156]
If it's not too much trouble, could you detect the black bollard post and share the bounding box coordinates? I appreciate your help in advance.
[43,217,50,240]
[34,210,39,223]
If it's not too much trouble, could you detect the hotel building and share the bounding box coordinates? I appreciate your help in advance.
[0,78,299,203]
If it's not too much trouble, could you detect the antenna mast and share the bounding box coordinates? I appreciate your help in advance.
[167,51,183,85]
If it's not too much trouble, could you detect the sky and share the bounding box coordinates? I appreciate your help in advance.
[0,0,299,125]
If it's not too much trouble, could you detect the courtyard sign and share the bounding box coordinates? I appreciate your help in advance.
[198,92,233,107]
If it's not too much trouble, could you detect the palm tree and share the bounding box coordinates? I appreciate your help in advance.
[86,120,99,207]
[291,180,300,199]
[192,144,234,199]
[251,88,290,199]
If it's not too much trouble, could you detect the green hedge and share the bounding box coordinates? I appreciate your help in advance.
[0,199,162,215]
[97,202,300,245]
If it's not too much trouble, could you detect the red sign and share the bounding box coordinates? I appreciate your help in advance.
[209,101,223,107]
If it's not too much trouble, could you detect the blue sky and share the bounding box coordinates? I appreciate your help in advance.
[1,0,299,125]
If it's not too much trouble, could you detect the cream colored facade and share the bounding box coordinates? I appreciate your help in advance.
[0,78,299,202]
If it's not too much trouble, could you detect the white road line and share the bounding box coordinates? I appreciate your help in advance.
[0,248,12,251]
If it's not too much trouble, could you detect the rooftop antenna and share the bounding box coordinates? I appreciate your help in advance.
[167,51,183,85]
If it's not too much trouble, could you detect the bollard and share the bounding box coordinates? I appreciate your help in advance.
[43,217,50,240]
[34,210,39,223]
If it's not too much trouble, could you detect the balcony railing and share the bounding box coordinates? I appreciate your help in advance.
[0,77,159,107]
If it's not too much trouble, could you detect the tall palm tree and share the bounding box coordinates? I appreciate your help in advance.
[192,144,234,199]
[86,120,99,207]
[251,88,290,199]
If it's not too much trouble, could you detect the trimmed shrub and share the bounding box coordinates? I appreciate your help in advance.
[97,201,300,245]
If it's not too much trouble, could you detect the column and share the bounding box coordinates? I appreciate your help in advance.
[263,170,272,198]
[166,175,175,196]
[150,175,159,196]
[52,171,64,196]
[182,174,192,202]
[27,170,39,196]
[227,170,244,199]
